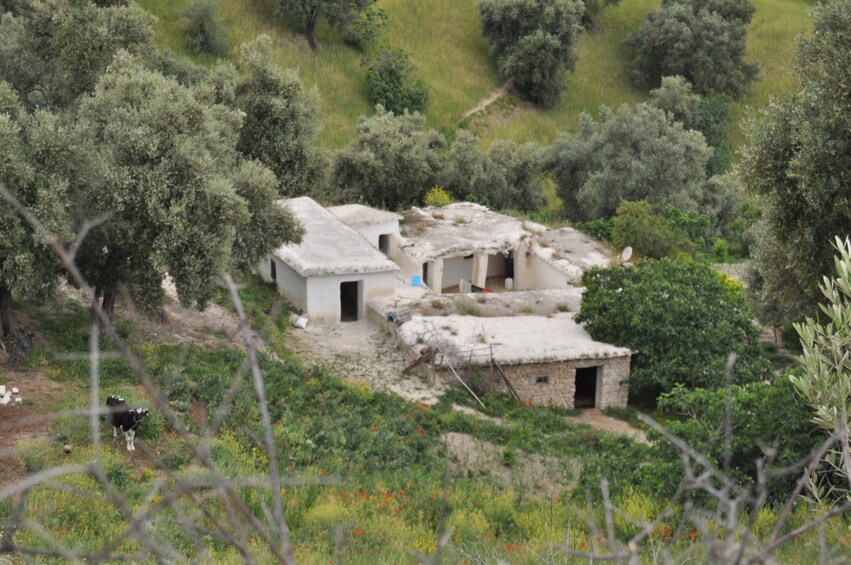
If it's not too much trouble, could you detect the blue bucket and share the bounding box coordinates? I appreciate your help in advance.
[411,275,422,287]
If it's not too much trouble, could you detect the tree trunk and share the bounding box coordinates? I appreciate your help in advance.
[0,284,12,338]
[305,12,318,51]
[90,286,116,332]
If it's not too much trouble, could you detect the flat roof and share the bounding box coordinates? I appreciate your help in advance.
[396,313,631,366]
[533,228,613,281]
[400,203,545,262]
[327,204,402,227]
[272,197,399,277]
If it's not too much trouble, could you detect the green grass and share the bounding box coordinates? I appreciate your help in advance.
[138,0,811,158]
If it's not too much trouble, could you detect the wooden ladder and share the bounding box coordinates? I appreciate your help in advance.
[492,360,521,402]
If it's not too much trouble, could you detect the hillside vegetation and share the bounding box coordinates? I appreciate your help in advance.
[139,0,809,153]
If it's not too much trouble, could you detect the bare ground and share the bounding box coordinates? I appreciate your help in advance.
[443,431,580,498]
[462,79,513,118]
[566,409,649,444]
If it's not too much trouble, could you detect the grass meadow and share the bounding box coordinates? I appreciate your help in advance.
[138,0,810,155]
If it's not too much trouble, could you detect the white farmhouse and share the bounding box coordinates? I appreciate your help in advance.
[258,197,399,324]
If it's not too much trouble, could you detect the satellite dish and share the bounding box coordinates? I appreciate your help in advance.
[621,246,633,262]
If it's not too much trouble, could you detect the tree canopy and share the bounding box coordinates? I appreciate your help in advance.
[627,0,758,98]
[365,50,429,116]
[275,0,378,51]
[546,103,715,222]
[479,0,583,107]
[741,0,851,320]
[577,259,768,397]
[329,106,444,209]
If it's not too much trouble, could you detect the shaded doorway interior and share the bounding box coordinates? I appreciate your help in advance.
[422,262,429,287]
[340,281,360,322]
[270,259,277,282]
[574,366,599,408]
[379,234,390,254]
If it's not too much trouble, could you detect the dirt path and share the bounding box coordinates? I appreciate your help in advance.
[462,79,513,118]
[566,409,649,444]
[286,320,448,404]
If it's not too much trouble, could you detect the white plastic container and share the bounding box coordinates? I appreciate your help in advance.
[505,277,514,290]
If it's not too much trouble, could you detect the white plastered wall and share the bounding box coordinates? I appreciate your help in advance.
[442,256,474,290]
[258,256,308,312]
[305,271,396,324]
[518,254,571,291]
[349,220,399,253]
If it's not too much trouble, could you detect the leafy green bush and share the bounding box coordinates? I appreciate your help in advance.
[578,258,769,397]
[365,49,429,115]
[657,375,823,500]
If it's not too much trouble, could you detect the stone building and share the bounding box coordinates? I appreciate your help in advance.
[395,313,632,409]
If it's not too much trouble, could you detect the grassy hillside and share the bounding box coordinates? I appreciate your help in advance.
[138,0,810,153]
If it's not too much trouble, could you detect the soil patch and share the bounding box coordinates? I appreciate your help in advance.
[443,432,579,498]
[0,369,72,487]
[566,409,649,444]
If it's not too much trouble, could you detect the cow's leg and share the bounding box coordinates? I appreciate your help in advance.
[128,429,135,451]
[124,431,132,451]
[113,426,119,438]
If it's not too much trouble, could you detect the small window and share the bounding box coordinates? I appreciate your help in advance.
[535,376,549,385]
[463,254,474,260]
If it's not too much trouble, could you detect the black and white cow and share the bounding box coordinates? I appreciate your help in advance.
[106,395,149,451]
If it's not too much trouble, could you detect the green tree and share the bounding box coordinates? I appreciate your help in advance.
[71,53,299,323]
[791,237,851,497]
[212,36,323,197]
[0,0,154,110]
[578,0,621,28]
[329,106,444,209]
[0,87,72,336]
[180,0,229,56]
[741,0,851,320]
[365,50,428,115]
[577,259,767,397]
[479,0,583,107]
[610,200,685,259]
[275,0,378,51]
[442,130,544,211]
[627,0,758,98]
[547,103,714,221]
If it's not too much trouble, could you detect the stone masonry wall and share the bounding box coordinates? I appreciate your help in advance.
[439,356,631,409]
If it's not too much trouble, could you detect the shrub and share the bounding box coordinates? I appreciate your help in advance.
[180,0,229,56]
[423,186,454,207]
[365,49,429,115]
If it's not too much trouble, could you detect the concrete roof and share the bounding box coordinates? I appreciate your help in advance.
[400,203,545,262]
[396,313,631,366]
[328,204,402,227]
[272,197,399,277]
[533,228,614,281]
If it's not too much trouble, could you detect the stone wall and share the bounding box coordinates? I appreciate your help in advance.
[437,355,631,409]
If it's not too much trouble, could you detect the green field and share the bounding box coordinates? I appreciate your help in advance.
[139,0,810,153]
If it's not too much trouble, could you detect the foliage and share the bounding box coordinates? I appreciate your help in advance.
[442,129,545,211]
[329,106,444,209]
[577,0,621,27]
[792,237,851,499]
[547,103,713,222]
[627,0,759,98]
[212,35,324,197]
[657,375,822,500]
[610,200,688,259]
[179,0,229,55]
[647,75,734,175]
[741,0,851,321]
[422,186,454,207]
[479,0,583,107]
[577,259,768,396]
[364,49,428,115]
[275,0,379,51]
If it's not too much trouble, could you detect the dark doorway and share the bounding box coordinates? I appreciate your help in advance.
[270,259,277,282]
[574,366,599,408]
[340,281,360,322]
[422,262,429,286]
[379,234,390,255]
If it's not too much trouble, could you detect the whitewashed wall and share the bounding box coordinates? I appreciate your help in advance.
[442,256,474,289]
[305,271,396,324]
[258,256,307,311]
[520,254,570,291]
[349,221,398,251]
